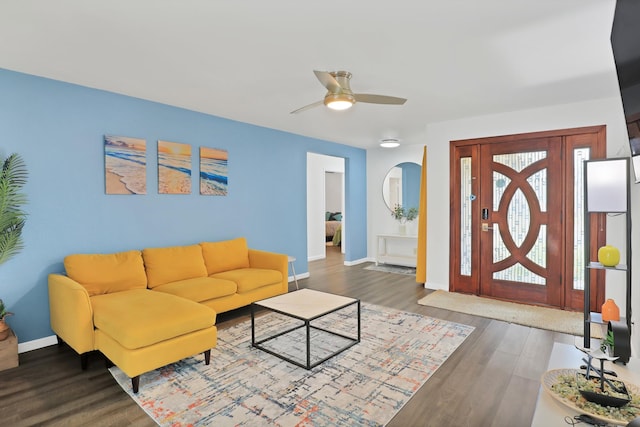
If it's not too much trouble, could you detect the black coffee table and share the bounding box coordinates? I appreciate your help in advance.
[251,289,360,369]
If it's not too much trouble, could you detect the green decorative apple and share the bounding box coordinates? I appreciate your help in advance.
[598,245,620,267]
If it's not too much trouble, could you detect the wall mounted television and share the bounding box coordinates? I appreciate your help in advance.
[610,0,640,183]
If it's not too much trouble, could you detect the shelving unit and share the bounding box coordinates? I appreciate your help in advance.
[582,158,631,362]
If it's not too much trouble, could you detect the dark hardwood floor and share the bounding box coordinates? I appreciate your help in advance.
[0,245,574,426]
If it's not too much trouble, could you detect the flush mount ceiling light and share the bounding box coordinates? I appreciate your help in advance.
[324,92,356,111]
[380,138,401,148]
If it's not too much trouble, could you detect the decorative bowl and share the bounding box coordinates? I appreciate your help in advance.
[576,372,631,408]
[542,369,640,425]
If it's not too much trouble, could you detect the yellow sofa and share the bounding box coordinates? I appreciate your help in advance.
[48,237,288,393]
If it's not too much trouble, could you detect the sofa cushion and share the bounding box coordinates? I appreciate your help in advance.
[200,238,250,275]
[91,289,215,350]
[211,268,283,293]
[153,277,237,302]
[64,250,147,296]
[143,245,208,288]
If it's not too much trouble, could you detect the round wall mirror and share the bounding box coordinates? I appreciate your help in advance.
[382,162,421,211]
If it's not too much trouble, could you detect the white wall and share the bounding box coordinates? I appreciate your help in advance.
[367,145,424,261]
[325,172,343,213]
[307,153,345,261]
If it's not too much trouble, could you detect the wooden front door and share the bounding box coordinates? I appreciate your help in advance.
[449,126,606,309]
[478,137,562,306]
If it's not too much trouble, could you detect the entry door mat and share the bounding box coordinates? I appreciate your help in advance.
[418,290,603,338]
[109,303,474,426]
[364,264,417,275]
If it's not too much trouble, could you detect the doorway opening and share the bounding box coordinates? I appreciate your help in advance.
[449,126,606,310]
[307,153,345,262]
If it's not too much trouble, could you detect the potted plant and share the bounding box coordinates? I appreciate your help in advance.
[392,205,418,223]
[405,207,418,222]
[0,153,28,266]
[0,153,28,340]
[391,204,418,234]
[600,329,615,356]
[0,299,13,341]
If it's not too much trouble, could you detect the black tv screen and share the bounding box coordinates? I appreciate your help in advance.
[610,0,640,182]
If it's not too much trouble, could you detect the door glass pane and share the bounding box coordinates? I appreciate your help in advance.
[573,147,591,290]
[492,223,546,284]
[493,263,546,284]
[527,170,547,212]
[493,151,546,173]
[492,172,510,211]
[526,224,547,268]
[460,157,472,276]
[493,224,508,263]
[508,188,530,247]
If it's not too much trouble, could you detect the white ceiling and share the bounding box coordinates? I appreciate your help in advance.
[0,0,621,149]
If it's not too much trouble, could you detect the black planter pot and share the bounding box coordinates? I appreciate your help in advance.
[608,321,631,364]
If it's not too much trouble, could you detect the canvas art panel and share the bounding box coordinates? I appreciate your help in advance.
[200,147,228,195]
[104,135,147,195]
[158,140,192,194]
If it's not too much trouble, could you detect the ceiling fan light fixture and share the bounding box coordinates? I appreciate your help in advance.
[324,93,355,111]
[380,138,401,148]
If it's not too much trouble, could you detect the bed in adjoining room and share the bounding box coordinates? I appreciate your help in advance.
[325,211,342,246]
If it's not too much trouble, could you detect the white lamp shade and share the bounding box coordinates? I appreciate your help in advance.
[585,158,628,212]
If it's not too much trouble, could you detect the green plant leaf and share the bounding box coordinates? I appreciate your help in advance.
[0,153,28,266]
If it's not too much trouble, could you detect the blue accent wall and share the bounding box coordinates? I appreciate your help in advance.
[401,162,421,210]
[0,68,367,343]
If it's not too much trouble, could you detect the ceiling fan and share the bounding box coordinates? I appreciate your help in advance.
[290,70,407,114]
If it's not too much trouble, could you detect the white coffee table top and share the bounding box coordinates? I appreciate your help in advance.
[254,289,358,320]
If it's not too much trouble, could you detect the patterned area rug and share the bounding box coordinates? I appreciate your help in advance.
[364,264,416,275]
[109,303,474,426]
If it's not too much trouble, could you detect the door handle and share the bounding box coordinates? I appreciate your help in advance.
[482,223,494,232]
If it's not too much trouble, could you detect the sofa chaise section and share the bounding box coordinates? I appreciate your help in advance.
[49,249,216,393]
[92,289,216,393]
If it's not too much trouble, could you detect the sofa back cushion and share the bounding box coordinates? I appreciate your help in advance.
[64,250,147,296]
[200,238,250,275]
[142,244,208,288]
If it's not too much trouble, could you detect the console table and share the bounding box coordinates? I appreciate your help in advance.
[376,234,417,268]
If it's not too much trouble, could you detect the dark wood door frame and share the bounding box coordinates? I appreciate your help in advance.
[449,125,606,310]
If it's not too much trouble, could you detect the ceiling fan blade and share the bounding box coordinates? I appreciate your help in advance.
[353,94,407,105]
[314,70,342,93]
[290,100,324,114]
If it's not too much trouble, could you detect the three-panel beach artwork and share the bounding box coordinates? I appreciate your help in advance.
[104,135,228,196]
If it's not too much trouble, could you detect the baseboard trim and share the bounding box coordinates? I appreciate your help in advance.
[18,335,57,354]
[289,272,310,282]
[344,257,371,266]
[424,282,447,291]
